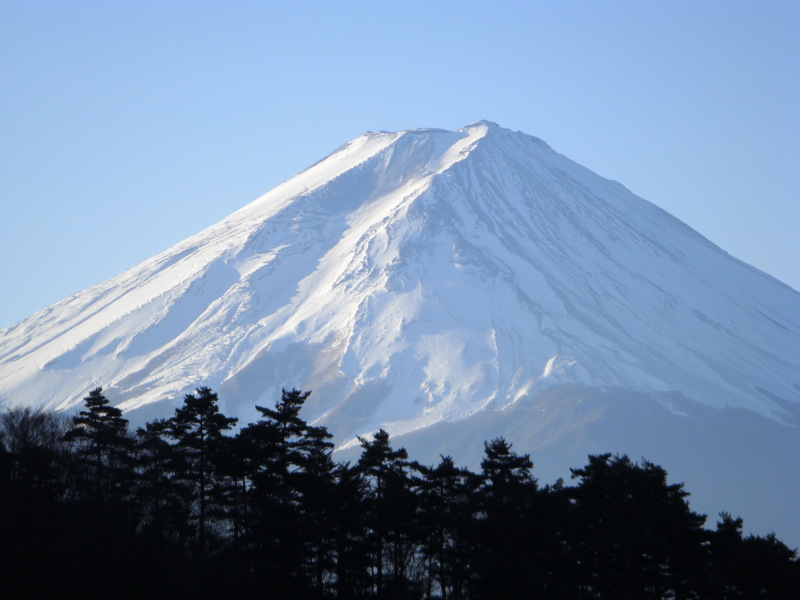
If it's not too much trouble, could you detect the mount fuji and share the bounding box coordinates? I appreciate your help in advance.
[1,122,798,543]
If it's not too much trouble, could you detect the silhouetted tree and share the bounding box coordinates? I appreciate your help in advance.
[1,408,78,594]
[1,407,70,496]
[236,388,318,595]
[472,437,539,599]
[417,455,481,600]
[167,386,237,559]
[134,418,188,545]
[707,512,800,599]
[3,384,799,598]
[328,461,371,598]
[357,428,422,598]
[569,453,708,599]
[295,424,338,594]
[64,388,135,516]
[255,387,310,475]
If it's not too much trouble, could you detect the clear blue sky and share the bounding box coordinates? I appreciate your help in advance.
[1,0,798,329]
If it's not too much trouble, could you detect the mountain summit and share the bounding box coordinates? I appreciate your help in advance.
[1,122,798,542]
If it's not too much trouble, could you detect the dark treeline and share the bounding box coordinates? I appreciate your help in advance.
[1,386,798,599]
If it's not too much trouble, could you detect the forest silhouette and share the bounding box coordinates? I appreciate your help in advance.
[1,386,798,599]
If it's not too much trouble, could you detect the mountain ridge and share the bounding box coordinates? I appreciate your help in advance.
[1,122,798,541]
[1,122,796,426]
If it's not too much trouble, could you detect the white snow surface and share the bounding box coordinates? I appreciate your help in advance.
[1,121,798,447]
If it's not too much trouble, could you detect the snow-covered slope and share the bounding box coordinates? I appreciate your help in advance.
[1,121,798,540]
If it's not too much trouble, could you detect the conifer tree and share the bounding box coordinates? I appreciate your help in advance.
[135,418,188,544]
[237,387,316,594]
[295,424,338,594]
[63,387,134,510]
[253,387,310,484]
[328,461,371,598]
[357,428,421,598]
[470,438,539,598]
[7,384,800,598]
[707,512,800,599]
[569,453,708,599]
[167,386,237,558]
[417,455,481,600]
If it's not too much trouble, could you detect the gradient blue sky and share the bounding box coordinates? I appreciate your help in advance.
[1,1,798,329]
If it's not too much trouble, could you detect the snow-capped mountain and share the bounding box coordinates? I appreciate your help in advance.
[1,122,798,543]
